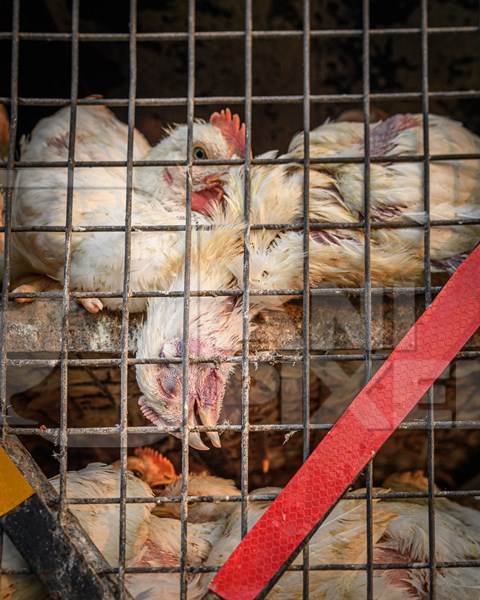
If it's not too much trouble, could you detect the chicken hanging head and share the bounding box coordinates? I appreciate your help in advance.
[136,301,242,451]
[135,108,247,215]
[136,217,245,451]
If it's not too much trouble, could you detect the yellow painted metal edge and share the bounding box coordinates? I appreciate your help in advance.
[0,447,34,517]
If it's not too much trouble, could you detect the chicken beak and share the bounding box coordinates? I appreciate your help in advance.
[197,406,222,448]
[206,431,222,448]
[187,410,210,451]
[188,431,210,451]
[204,174,222,186]
[195,368,225,449]
[153,503,172,516]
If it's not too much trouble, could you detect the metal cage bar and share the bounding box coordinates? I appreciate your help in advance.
[361,2,375,598]
[5,347,480,369]
[2,89,480,108]
[178,0,195,597]
[240,0,253,547]
[57,0,79,518]
[1,25,480,42]
[116,0,139,595]
[420,2,437,598]
[301,1,311,597]
[4,150,480,168]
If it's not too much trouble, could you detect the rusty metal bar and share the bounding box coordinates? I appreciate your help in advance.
[301,0,311,596]
[1,88,480,108]
[115,0,139,595]
[0,0,20,438]
[361,2,375,598]
[56,0,79,518]
[0,25,479,42]
[177,0,196,597]
[3,149,480,168]
[420,2,437,597]
[0,0,20,574]
[239,0,253,547]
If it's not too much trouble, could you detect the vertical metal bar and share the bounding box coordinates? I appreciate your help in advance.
[421,1,436,598]
[240,0,253,541]
[0,0,19,440]
[58,0,80,517]
[0,0,20,572]
[362,1,374,599]
[118,0,137,595]
[301,0,311,598]
[179,0,195,597]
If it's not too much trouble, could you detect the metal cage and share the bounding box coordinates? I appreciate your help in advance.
[1,1,480,599]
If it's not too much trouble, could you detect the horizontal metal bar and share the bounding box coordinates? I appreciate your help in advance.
[116,557,480,573]
[16,485,480,505]
[1,89,480,109]
[0,26,477,43]
[4,557,480,578]
[6,348,479,368]
[0,486,478,509]
[4,218,480,236]
[3,151,480,169]
[7,418,480,440]
[7,289,298,300]
[5,284,446,301]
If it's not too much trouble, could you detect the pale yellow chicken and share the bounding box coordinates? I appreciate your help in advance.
[191,471,480,599]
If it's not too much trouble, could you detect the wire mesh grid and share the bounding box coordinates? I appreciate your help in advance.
[0,1,479,599]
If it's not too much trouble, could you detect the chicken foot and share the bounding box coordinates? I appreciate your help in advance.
[11,274,103,313]
[11,274,56,303]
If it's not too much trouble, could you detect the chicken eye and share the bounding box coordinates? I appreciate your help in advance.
[153,484,168,493]
[131,470,143,479]
[193,146,207,160]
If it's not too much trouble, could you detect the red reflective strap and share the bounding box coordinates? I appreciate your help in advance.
[210,245,480,600]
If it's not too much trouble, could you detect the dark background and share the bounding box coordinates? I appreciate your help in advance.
[0,0,479,154]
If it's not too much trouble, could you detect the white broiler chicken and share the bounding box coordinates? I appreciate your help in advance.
[287,113,480,274]
[135,113,480,447]
[126,516,224,600]
[126,471,240,599]
[11,105,245,313]
[108,466,480,599]
[0,456,230,600]
[0,462,153,600]
[152,472,240,523]
[195,472,480,600]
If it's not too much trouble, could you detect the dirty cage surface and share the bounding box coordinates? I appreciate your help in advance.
[0,0,480,599]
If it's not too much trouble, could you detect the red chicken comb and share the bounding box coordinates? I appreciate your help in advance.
[134,447,177,478]
[210,107,247,158]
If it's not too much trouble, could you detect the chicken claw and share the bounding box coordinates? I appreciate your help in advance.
[12,275,55,303]
[12,283,38,303]
[77,297,104,313]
